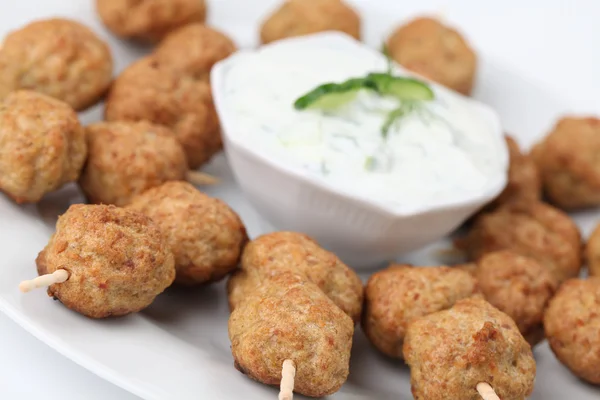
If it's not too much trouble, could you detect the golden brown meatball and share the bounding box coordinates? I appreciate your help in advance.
[387,16,476,95]
[0,91,86,204]
[403,297,536,400]
[227,231,363,322]
[462,201,582,284]
[475,251,556,346]
[0,19,113,111]
[260,0,361,44]
[453,262,478,275]
[96,0,206,43]
[229,271,354,397]
[35,204,175,318]
[127,181,247,285]
[585,223,600,277]
[79,121,188,206]
[104,56,220,169]
[153,23,236,81]
[544,277,600,385]
[532,116,600,209]
[362,265,478,358]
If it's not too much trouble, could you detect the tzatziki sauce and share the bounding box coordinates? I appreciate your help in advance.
[216,33,508,213]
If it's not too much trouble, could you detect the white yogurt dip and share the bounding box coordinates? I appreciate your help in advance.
[214,33,508,213]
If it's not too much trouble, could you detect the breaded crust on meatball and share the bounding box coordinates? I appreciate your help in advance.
[153,23,236,81]
[532,116,600,209]
[127,181,248,285]
[475,251,556,345]
[105,56,221,169]
[461,201,582,284]
[585,222,600,277]
[544,277,600,385]
[260,0,361,44]
[387,16,476,95]
[96,0,206,43]
[403,297,536,400]
[79,121,188,207]
[0,91,86,204]
[0,18,113,111]
[35,204,175,318]
[362,265,478,358]
[229,271,354,397]
[227,232,363,323]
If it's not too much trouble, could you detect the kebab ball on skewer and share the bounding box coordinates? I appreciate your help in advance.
[227,231,363,322]
[21,204,175,318]
[474,251,557,346]
[403,297,536,400]
[0,18,113,111]
[362,265,478,358]
[0,91,86,204]
[260,0,361,45]
[544,277,600,385]
[531,116,600,209]
[79,121,190,207]
[460,200,582,284]
[96,0,207,43]
[386,16,477,95]
[127,181,248,285]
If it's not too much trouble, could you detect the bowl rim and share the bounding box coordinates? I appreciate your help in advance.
[210,32,508,218]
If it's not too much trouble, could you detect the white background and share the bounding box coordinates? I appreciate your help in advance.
[1,1,599,399]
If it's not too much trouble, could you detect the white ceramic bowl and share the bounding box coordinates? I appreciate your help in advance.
[211,34,508,269]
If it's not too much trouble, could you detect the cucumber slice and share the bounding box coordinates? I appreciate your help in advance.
[367,73,435,101]
[293,78,376,110]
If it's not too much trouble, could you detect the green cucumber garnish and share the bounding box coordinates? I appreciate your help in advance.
[294,78,376,110]
[367,73,435,101]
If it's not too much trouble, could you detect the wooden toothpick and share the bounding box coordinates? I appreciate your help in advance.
[186,170,219,186]
[19,269,69,293]
[477,382,500,400]
[278,359,296,400]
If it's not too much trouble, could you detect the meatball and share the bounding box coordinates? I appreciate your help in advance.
[227,231,363,322]
[453,262,477,275]
[386,17,477,95]
[229,271,353,397]
[0,91,86,204]
[96,0,206,43]
[462,200,582,284]
[544,277,600,385]
[260,0,361,45]
[153,23,236,81]
[0,18,113,111]
[403,297,536,400]
[362,265,478,358]
[35,204,175,318]
[585,223,600,277]
[127,181,248,285]
[79,121,188,206]
[532,116,600,209]
[475,251,557,346]
[104,56,221,169]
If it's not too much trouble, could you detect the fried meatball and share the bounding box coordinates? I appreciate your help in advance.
[0,18,113,111]
[544,277,600,384]
[0,91,86,204]
[362,265,478,358]
[227,231,363,322]
[153,23,236,81]
[585,222,600,277]
[127,181,247,285]
[35,204,175,318]
[475,251,557,346]
[79,121,188,206]
[96,0,206,43]
[260,0,361,44]
[532,116,600,209]
[454,262,477,275]
[229,271,353,397]
[105,56,220,169]
[387,17,476,95]
[403,297,536,400]
[462,201,582,284]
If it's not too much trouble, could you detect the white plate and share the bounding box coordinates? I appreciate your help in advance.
[1,1,599,399]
